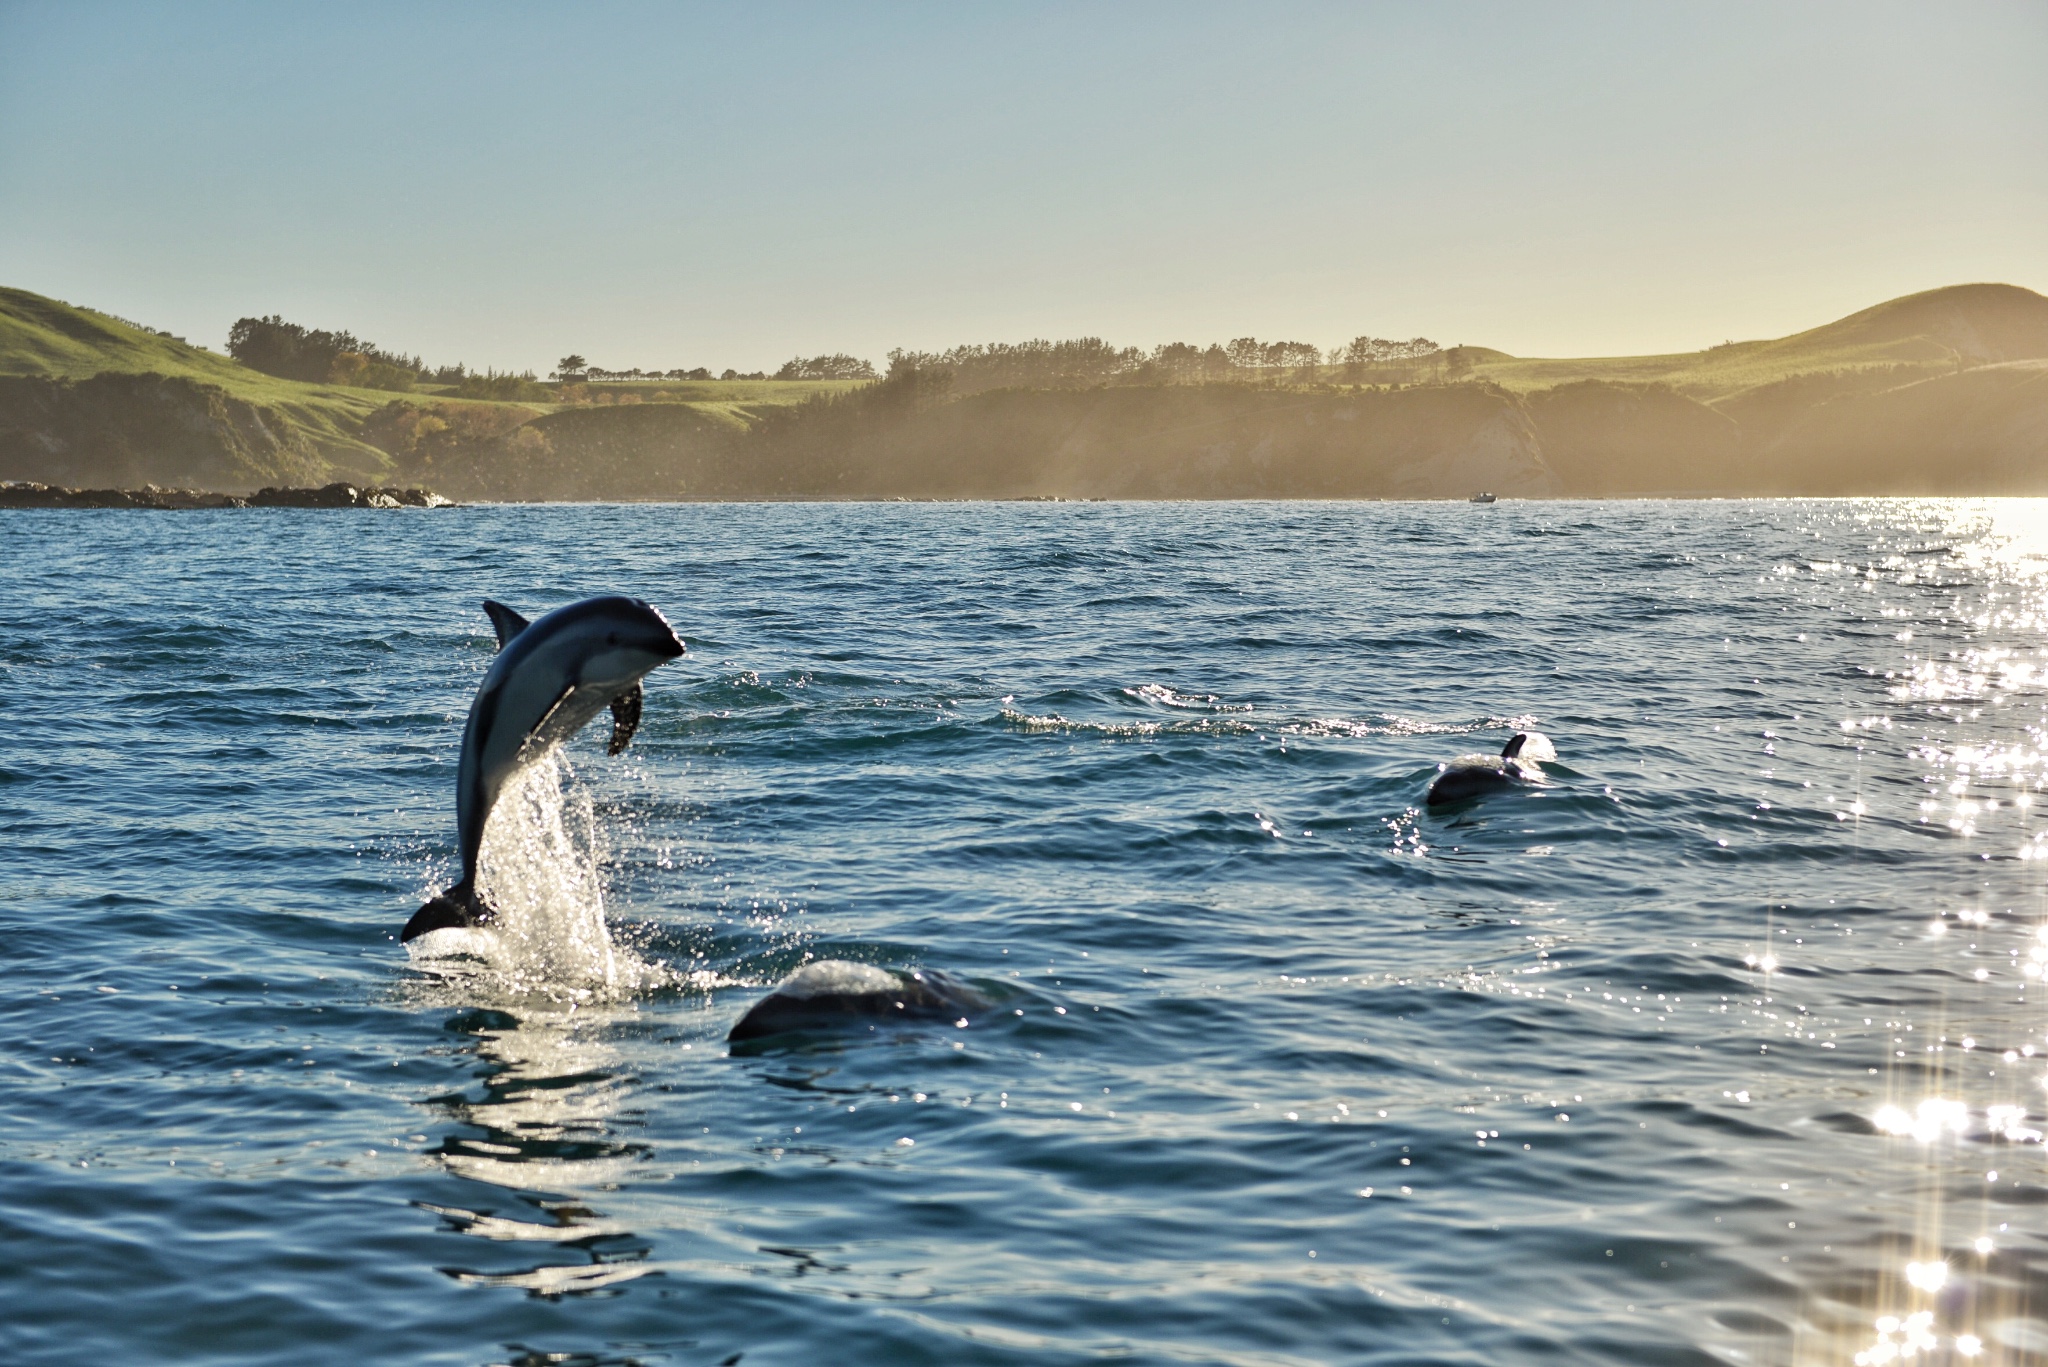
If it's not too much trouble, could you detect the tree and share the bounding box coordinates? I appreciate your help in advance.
[1150,342,1208,382]
[555,354,588,380]
[774,353,879,381]
[1270,340,1322,381]
[877,339,1142,394]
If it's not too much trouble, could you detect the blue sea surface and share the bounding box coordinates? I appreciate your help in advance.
[4,500,2047,1366]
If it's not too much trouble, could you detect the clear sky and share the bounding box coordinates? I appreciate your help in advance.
[2,1,2043,373]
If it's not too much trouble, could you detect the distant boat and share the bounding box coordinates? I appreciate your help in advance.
[1469,492,1496,504]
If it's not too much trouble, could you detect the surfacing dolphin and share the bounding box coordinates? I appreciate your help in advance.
[728,960,992,1043]
[1425,730,1556,806]
[401,594,686,942]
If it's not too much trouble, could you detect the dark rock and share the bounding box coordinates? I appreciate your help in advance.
[0,479,450,509]
[247,482,364,507]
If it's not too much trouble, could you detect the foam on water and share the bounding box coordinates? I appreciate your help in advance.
[407,752,665,998]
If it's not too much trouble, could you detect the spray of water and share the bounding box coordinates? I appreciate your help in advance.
[407,751,669,999]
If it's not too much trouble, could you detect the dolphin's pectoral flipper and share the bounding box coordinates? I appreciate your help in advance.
[401,878,494,942]
[482,600,531,651]
[608,684,643,756]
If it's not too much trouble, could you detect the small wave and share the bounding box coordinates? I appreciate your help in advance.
[1122,683,1255,713]
[999,705,1256,738]
[1281,713,1540,740]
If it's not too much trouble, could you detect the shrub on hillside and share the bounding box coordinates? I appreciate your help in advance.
[774,353,878,381]
[328,351,415,392]
[361,400,542,472]
[451,370,553,402]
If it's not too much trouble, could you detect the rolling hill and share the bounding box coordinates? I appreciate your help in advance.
[2,281,2045,498]
[1467,282,2048,400]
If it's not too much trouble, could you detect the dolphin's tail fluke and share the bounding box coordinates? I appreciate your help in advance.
[401,878,492,942]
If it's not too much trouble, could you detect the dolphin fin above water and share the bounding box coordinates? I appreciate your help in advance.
[1424,730,1556,807]
[401,594,686,943]
[482,600,531,649]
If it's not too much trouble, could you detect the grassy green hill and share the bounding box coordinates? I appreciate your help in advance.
[1466,283,2048,399]
[0,285,263,383]
[0,287,852,488]
[0,287,409,476]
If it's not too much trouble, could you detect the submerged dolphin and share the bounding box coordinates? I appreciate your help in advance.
[728,960,991,1043]
[1425,730,1556,806]
[401,594,686,942]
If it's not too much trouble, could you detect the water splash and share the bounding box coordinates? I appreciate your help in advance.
[407,752,666,998]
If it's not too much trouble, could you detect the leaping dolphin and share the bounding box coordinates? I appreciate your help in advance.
[401,594,686,942]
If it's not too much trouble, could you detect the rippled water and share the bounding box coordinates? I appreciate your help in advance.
[5,500,2048,1366]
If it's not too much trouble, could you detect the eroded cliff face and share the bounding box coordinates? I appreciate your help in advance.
[367,384,1567,501]
[0,373,331,491]
[20,364,2041,503]
[721,383,1560,500]
[1379,401,1556,499]
[1524,382,1745,494]
[1753,361,2048,495]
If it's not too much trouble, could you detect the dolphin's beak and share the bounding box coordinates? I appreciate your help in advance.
[643,602,687,658]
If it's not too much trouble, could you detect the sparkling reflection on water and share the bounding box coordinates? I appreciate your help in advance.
[4,499,2048,1364]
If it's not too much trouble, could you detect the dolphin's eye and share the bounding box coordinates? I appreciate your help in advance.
[606,632,619,645]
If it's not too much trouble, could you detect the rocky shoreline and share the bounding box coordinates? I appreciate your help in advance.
[0,481,452,509]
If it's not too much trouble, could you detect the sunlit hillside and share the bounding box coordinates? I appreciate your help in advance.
[1466,283,2048,398]
[0,289,838,488]
[0,287,408,475]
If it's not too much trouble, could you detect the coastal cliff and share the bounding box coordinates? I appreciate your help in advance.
[0,373,335,491]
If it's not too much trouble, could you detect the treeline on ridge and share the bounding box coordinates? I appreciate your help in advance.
[554,352,878,382]
[880,334,1446,394]
[229,308,1453,397]
[228,315,550,399]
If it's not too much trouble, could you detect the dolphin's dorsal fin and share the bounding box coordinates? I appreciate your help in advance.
[482,600,531,650]
[608,683,643,756]
[1500,732,1528,760]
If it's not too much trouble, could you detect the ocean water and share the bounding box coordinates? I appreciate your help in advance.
[4,500,2047,1367]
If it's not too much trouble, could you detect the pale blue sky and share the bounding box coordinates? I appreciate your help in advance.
[2,1,2043,373]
